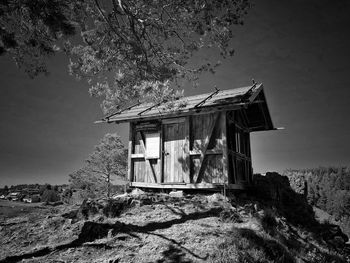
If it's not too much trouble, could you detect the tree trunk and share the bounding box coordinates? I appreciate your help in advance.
[107,174,110,199]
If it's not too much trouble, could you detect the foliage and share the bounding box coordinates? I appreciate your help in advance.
[69,133,127,198]
[261,209,278,235]
[284,167,350,238]
[0,0,250,114]
[0,0,76,77]
[41,185,60,203]
[252,172,316,228]
[1,185,9,195]
[69,169,107,200]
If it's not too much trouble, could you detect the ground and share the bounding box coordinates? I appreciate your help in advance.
[0,193,349,263]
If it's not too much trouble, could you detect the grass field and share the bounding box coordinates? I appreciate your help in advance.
[0,199,43,220]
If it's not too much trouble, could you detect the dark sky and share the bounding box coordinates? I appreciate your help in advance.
[1,0,350,187]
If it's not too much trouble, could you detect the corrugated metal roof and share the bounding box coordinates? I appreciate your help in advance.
[97,83,266,124]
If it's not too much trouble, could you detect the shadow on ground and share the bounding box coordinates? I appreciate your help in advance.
[0,207,220,263]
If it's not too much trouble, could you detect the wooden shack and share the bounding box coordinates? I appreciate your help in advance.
[97,83,275,190]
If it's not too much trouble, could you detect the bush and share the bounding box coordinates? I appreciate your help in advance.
[41,189,60,203]
[261,209,278,235]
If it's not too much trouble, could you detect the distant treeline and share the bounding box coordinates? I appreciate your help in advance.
[0,184,69,193]
[0,184,68,203]
[284,167,350,236]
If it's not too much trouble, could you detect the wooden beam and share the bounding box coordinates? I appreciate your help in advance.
[247,83,263,103]
[246,132,252,183]
[228,149,252,161]
[137,100,164,116]
[196,112,221,183]
[189,150,223,155]
[131,154,144,159]
[130,182,245,190]
[162,117,186,124]
[139,131,158,183]
[128,123,134,182]
[194,87,220,108]
[104,101,141,121]
[184,116,191,183]
[188,115,193,183]
[221,111,228,186]
[160,123,164,183]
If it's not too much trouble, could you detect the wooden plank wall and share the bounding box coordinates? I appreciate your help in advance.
[226,110,253,184]
[162,120,189,183]
[129,112,233,186]
[132,130,161,183]
[190,112,226,184]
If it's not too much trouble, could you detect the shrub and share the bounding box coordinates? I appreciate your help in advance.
[261,209,278,235]
[41,189,60,203]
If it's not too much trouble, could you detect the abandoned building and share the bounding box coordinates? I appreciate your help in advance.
[97,83,275,190]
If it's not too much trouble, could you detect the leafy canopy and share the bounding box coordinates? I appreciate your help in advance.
[0,0,250,114]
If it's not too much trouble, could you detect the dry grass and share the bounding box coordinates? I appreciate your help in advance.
[0,195,348,263]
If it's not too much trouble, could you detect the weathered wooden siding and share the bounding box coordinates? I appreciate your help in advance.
[162,119,189,183]
[132,130,161,183]
[129,110,252,187]
[190,112,227,184]
[226,110,252,184]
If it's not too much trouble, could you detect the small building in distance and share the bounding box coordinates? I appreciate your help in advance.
[97,83,275,190]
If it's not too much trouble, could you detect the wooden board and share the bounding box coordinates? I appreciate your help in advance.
[128,123,133,182]
[226,110,253,184]
[133,159,146,182]
[131,130,161,183]
[145,132,160,159]
[163,119,189,183]
[190,112,224,183]
[130,182,245,190]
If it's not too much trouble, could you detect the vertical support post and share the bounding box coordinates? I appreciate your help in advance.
[128,122,134,183]
[160,123,164,183]
[188,115,193,183]
[221,111,228,190]
[232,111,237,184]
[184,116,191,183]
[247,132,253,183]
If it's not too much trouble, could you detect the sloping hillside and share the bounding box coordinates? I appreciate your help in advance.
[284,167,350,239]
[0,174,349,263]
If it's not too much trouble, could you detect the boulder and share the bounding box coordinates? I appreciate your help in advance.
[169,190,184,198]
[130,188,145,196]
[207,193,229,203]
[112,193,128,199]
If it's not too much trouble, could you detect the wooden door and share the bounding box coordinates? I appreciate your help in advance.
[162,120,189,183]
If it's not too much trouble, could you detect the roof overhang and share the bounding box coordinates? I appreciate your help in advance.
[95,83,275,132]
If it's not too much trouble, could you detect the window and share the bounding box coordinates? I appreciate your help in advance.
[145,132,160,159]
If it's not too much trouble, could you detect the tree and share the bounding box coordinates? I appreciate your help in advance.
[41,184,60,203]
[70,133,127,199]
[69,168,107,199]
[1,0,250,114]
[0,0,76,77]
